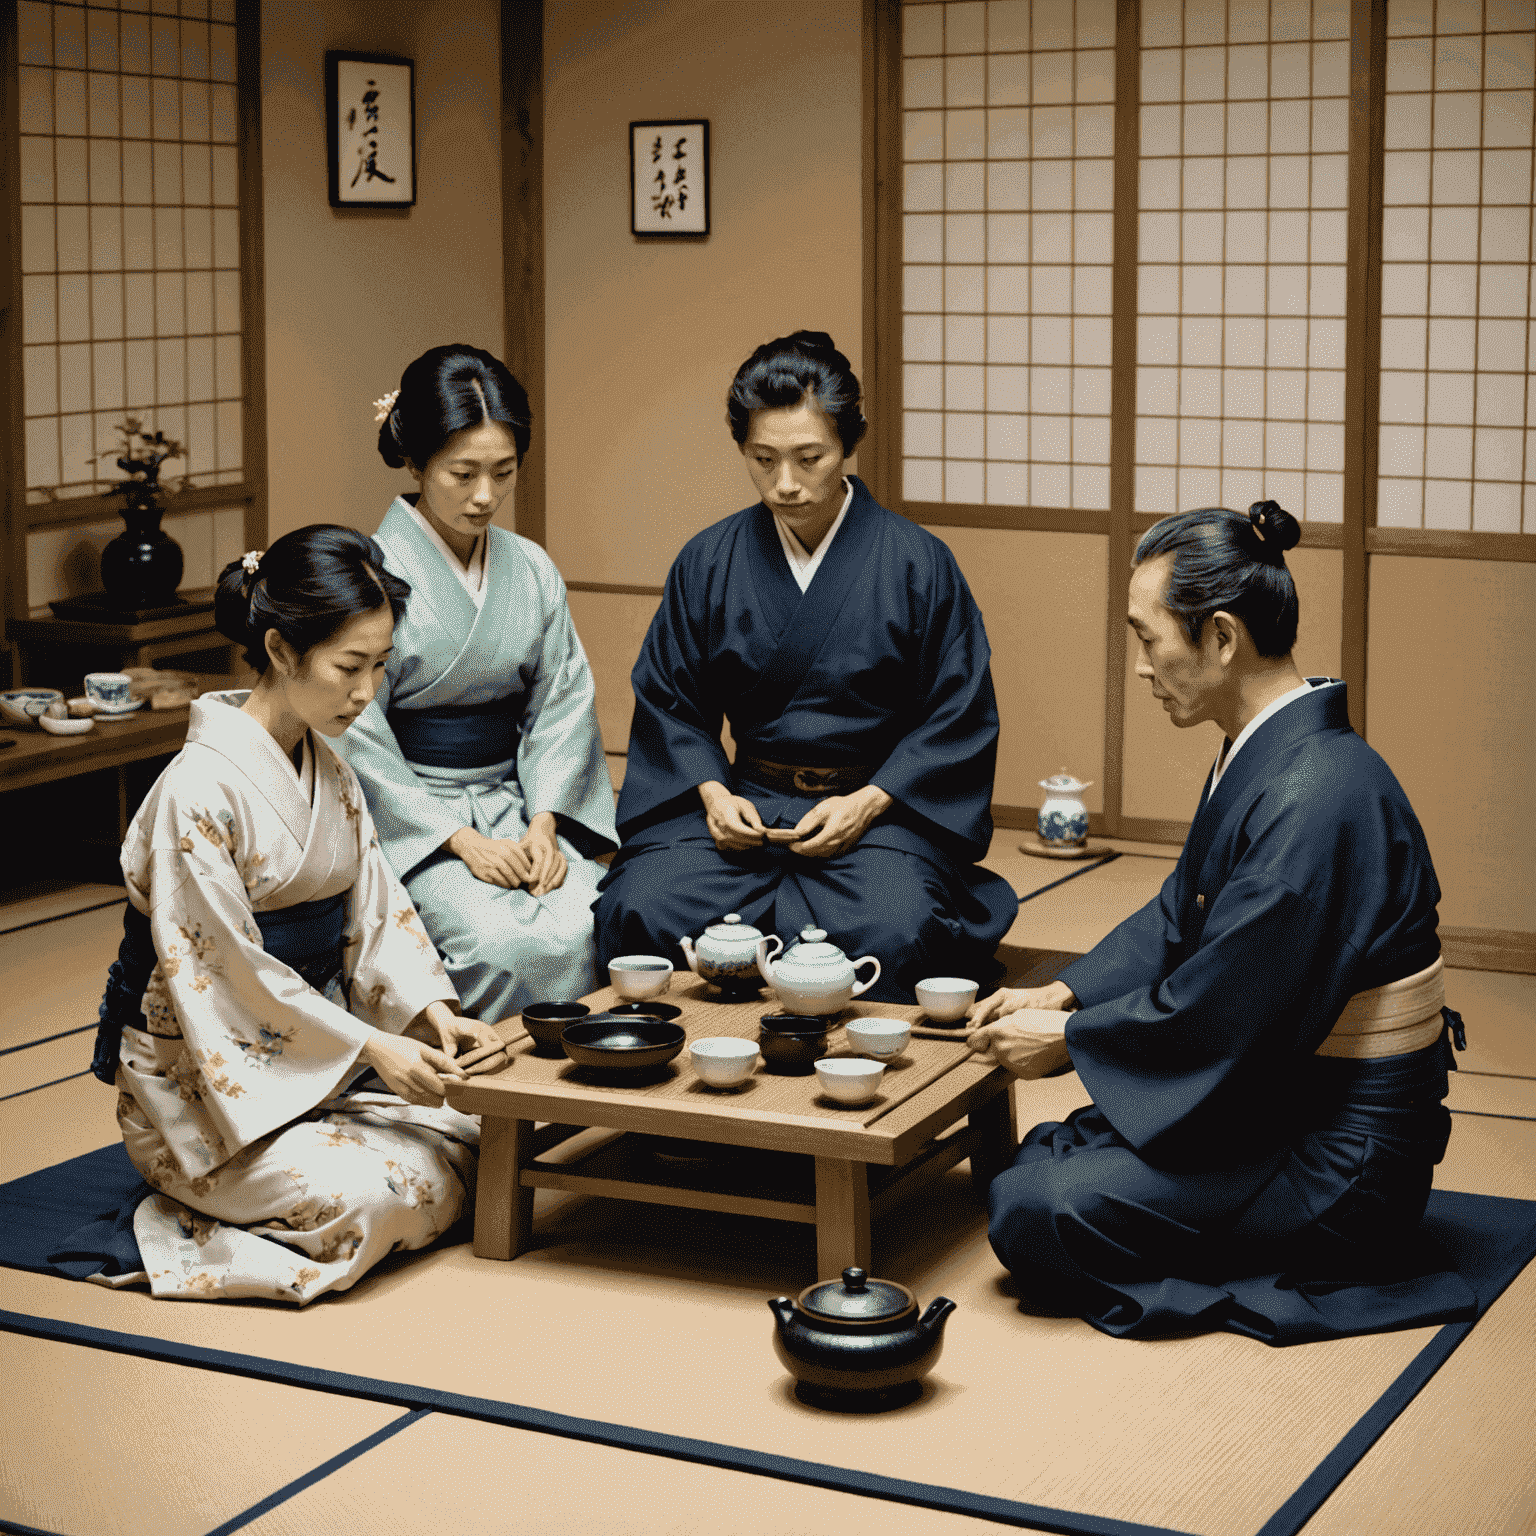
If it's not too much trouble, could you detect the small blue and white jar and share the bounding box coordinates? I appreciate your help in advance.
[1037,773,1092,848]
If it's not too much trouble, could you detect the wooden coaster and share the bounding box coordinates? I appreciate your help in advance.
[1017,833,1110,861]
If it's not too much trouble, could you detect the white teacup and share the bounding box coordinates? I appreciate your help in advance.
[84,672,133,710]
[814,1057,885,1105]
[915,976,979,1023]
[845,1017,911,1061]
[689,1036,759,1088]
[608,955,674,1000]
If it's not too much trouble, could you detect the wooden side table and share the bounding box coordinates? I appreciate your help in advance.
[9,590,237,686]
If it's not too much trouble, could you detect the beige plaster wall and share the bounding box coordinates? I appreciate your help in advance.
[1367,556,1536,932]
[925,527,1110,813]
[260,0,504,543]
[542,0,864,586]
[1122,543,1345,825]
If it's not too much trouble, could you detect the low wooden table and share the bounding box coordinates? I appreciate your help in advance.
[446,980,1018,1277]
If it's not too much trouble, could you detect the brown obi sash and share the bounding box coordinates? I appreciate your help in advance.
[734,753,875,797]
[1316,958,1447,1060]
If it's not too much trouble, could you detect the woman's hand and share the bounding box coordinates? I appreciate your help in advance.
[699,781,767,851]
[446,825,533,889]
[788,786,893,859]
[406,1001,510,1077]
[966,979,1078,1028]
[360,1030,465,1106]
[517,813,568,897]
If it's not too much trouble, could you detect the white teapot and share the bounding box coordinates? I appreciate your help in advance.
[755,926,881,1016]
[678,913,774,994]
[1037,771,1092,848]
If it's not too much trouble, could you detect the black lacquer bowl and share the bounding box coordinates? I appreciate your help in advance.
[757,1014,834,1072]
[561,1014,687,1072]
[521,1001,591,1051]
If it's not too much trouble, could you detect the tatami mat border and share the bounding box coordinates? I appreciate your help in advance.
[0,897,126,937]
[204,1409,430,1536]
[0,1070,91,1104]
[0,1309,1193,1536]
[0,1025,93,1060]
[5,1289,1527,1536]
[1014,851,1121,904]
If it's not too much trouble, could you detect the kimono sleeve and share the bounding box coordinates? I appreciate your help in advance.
[1064,812,1362,1168]
[617,544,735,835]
[337,758,460,1032]
[338,664,469,879]
[867,550,1000,860]
[514,543,618,851]
[131,790,379,1166]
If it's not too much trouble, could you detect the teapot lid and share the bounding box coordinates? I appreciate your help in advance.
[1039,772,1092,793]
[798,1267,915,1324]
[703,912,763,941]
[787,926,845,964]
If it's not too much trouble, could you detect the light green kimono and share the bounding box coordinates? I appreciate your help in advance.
[337,498,617,1022]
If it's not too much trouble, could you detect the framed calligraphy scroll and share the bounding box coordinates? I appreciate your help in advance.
[630,121,710,237]
[326,53,416,209]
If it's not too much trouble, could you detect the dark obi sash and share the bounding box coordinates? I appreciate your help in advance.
[387,697,525,769]
[90,893,349,1084]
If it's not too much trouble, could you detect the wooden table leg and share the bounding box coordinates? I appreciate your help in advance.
[474,1116,535,1260]
[968,1079,1019,1203]
[814,1156,871,1278]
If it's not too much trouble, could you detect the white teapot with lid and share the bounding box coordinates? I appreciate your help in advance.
[755,926,882,1016]
[678,913,774,994]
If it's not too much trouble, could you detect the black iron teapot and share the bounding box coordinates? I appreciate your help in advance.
[768,1267,956,1407]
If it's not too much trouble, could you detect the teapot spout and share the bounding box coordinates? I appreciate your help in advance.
[678,935,700,975]
[767,1295,797,1329]
[918,1296,958,1340]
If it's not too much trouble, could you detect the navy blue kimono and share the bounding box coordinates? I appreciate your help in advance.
[594,477,1016,1001]
[988,681,1475,1342]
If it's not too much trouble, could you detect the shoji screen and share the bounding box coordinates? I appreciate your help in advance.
[17,0,243,505]
[1377,0,1536,533]
[901,0,1117,510]
[1134,0,1350,525]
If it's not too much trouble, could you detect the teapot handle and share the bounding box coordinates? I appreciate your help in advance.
[755,933,784,983]
[849,955,882,997]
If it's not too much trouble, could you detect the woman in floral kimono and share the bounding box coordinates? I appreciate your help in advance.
[338,345,616,1022]
[90,525,506,1304]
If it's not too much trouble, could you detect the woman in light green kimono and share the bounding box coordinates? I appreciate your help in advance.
[339,345,617,1022]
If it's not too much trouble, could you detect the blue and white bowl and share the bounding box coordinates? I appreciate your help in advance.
[0,689,65,729]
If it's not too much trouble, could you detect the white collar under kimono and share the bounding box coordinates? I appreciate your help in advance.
[773,478,854,594]
[401,497,488,609]
[1208,678,1340,798]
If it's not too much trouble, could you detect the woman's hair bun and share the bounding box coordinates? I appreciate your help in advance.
[1245,499,1300,562]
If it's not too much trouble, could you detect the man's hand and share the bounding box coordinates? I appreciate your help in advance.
[446,825,532,889]
[360,1030,465,1106]
[699,781,767,851]
[966,979,1078,1027]
[517,813,568,897]
[966,1012,1073,1080]
[787,786,893,859]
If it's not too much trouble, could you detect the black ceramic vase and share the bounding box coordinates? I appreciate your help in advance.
[100,488,183,610]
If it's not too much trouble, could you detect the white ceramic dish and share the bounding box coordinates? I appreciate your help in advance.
[915,976,978,1023]
[689,1036,759,1088]
[90,696,147,715]
[814,1057,885,1105]
[0,689,64,728]
[845,1017,911,1061]
[40,714,94,736]
[608,955,674,1000]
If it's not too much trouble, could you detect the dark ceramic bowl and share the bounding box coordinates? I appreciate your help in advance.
[521,1001,591,1050]
[758,1015,832,1072]
[561,1013,687,1071]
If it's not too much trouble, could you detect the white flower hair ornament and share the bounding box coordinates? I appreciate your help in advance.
[241,550,263,575]
[373,388,401,424]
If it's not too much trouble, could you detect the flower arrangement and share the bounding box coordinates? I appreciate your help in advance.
[96,417,186,510]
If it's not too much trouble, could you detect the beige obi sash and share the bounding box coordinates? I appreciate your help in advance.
[1315,958,1446,1060]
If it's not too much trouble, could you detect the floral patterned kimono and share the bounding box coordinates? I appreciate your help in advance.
[105,691,479,1304]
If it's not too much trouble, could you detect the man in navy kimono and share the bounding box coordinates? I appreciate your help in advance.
[594,331,1015,1002]
[969,501,1474,1343]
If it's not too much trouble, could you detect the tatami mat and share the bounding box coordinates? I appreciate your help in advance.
[1002,854,1176,952]
[237,1411,1045,1536]
[0,1329,404,1536]
[0,881,124,934]
[1445,969,1536,1080]
[0,901,127,1052]
[0,1071,120,1185]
